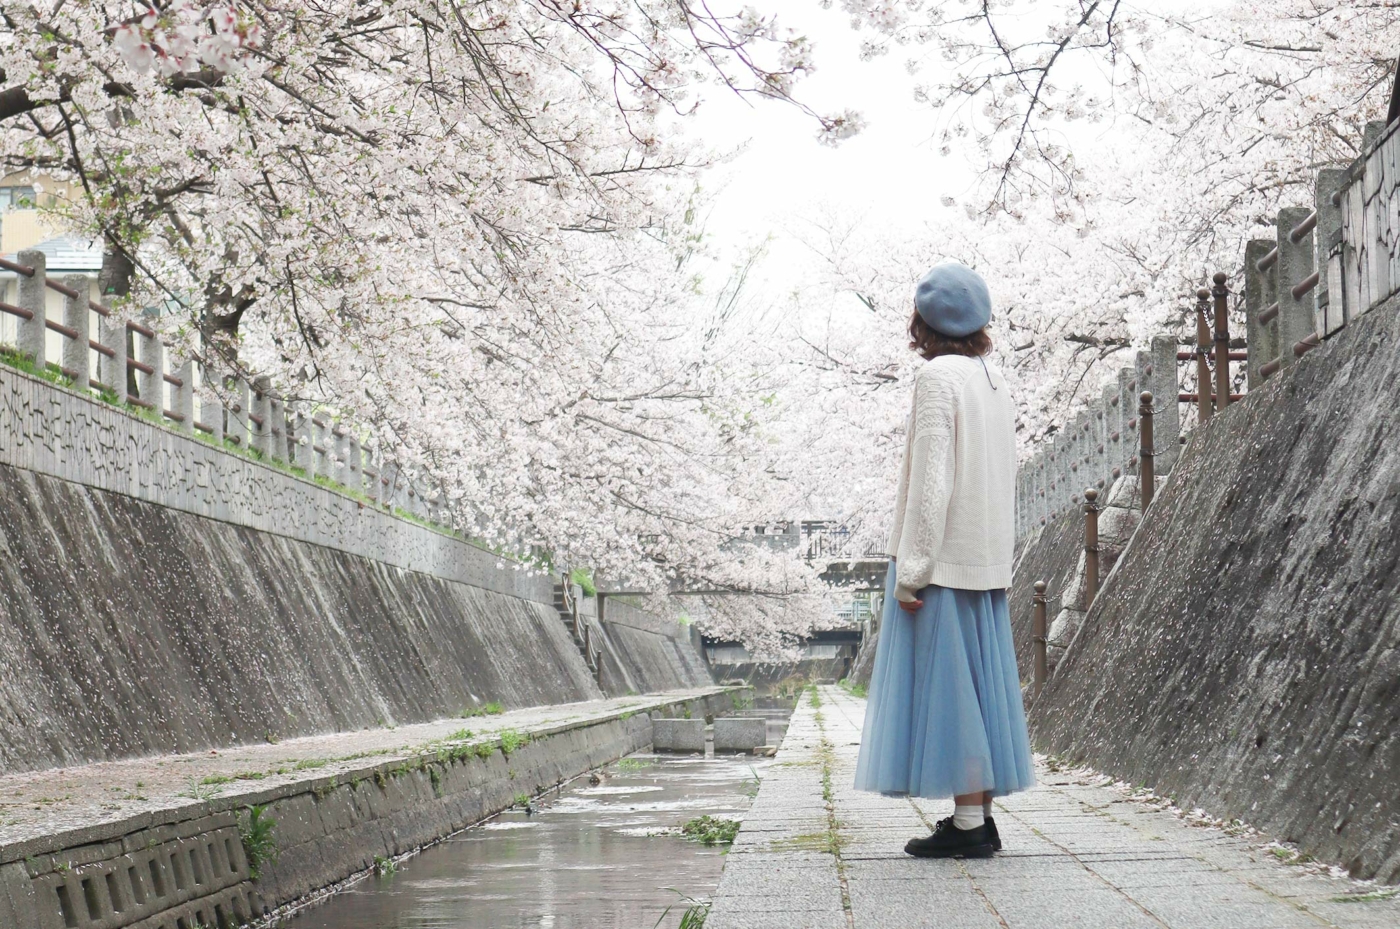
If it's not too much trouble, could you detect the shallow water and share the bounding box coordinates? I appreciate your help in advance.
[279,705,791,929]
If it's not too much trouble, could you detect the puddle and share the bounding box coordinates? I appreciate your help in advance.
[278,701,792,928]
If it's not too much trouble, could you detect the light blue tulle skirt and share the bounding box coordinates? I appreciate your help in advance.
[853,564,1036,799]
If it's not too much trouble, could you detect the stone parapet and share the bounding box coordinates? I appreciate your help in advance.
[0,362,550,603]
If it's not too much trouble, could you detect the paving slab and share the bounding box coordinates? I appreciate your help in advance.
[706,685,1400,929]
[0,687,729,857]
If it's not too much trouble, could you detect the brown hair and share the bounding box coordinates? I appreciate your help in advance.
[908,311,992,360]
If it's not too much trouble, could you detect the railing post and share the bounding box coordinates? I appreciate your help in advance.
[1083,488,1099,608]
[1016,472,1026,538]
[1212,272,1231,411]
[1035,452,1049,528]
[584,623,595,670]
[1244,239,1277,389]
[98,314,127,400]
[1065,415,1079,506]
[1032,581,1048,699]
[269,394,286,463]
[351,437,367,493]
[172,358,194,433]
[313,416,332,478]
[331,424,348,485]
[230,377,250,447]
[16,249,46,364]
[1101,384,1118,483]
[250,377,271,457]
[290,405,309,469]
[146,331,166,412]
[1091,403,1107,490]
[1277,206,1316,371]
[380,462,398,509]
[1118,367,1138,473]
[61,275,90,389]
[1139,391,1155,511]
[1194,288,1213,424]
[349,434,363,490]
[1148,336,1180,474]
[1316,168,1349,336]
[201,365,225,442]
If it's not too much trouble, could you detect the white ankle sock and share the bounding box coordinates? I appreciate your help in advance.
[983,799,994,819]
[952,804,984,831]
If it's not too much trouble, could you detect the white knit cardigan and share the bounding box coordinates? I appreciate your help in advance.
[886,354,1017,601]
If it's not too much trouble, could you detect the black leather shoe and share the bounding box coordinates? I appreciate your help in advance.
[986,815,1001,851]
[905,816,995,859]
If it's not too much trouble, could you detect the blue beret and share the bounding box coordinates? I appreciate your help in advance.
[914,263,992,338]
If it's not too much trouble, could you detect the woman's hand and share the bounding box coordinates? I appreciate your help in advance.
[898,598,923,613]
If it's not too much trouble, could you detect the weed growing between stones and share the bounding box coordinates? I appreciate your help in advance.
[808,692,852,914]
[372,855,397,876]
[680,815,740,846]
[615,758,653,772]
[240,805,278,881]
[183,779,221,801]
[837,678,868,699]
[655,892,711,929]
[459,702,506,719]
[808,685,822,709]
[513,792,531,808]
[498,729,531,756]
[730,691,755,711]
[0,347,74,389]
[741,766,761,799]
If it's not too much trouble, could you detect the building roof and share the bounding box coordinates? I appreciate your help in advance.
[3,233,102,273]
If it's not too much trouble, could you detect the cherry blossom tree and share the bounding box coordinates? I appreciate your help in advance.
[0,1,853,650]
[777,0,1399,554]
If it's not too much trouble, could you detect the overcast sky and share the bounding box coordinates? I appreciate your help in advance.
[680,2,969,312]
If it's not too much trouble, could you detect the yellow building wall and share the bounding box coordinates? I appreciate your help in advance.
[0,171,80,254]
[0,210,63,254]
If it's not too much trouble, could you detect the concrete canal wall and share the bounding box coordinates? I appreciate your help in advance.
[0,364,712,773]
[590,599,713,694]
[0,688,746,929]
[1027,299,1400,882]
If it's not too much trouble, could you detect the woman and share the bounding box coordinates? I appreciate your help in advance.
[853,262,1035,859]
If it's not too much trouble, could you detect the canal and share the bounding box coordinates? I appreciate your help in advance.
[278,701,792,928]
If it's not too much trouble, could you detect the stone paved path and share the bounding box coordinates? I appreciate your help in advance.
[707,685,1400,929]
[0,687,728,853]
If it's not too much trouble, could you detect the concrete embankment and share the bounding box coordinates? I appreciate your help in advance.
[1027,299,1400,882]
[589,598,713,694]
[0,363,713,772]
[0,687,749,929]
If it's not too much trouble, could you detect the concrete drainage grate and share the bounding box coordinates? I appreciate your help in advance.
[30,823,255,929]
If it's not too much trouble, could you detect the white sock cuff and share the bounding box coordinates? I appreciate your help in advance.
[952,804,984,830]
